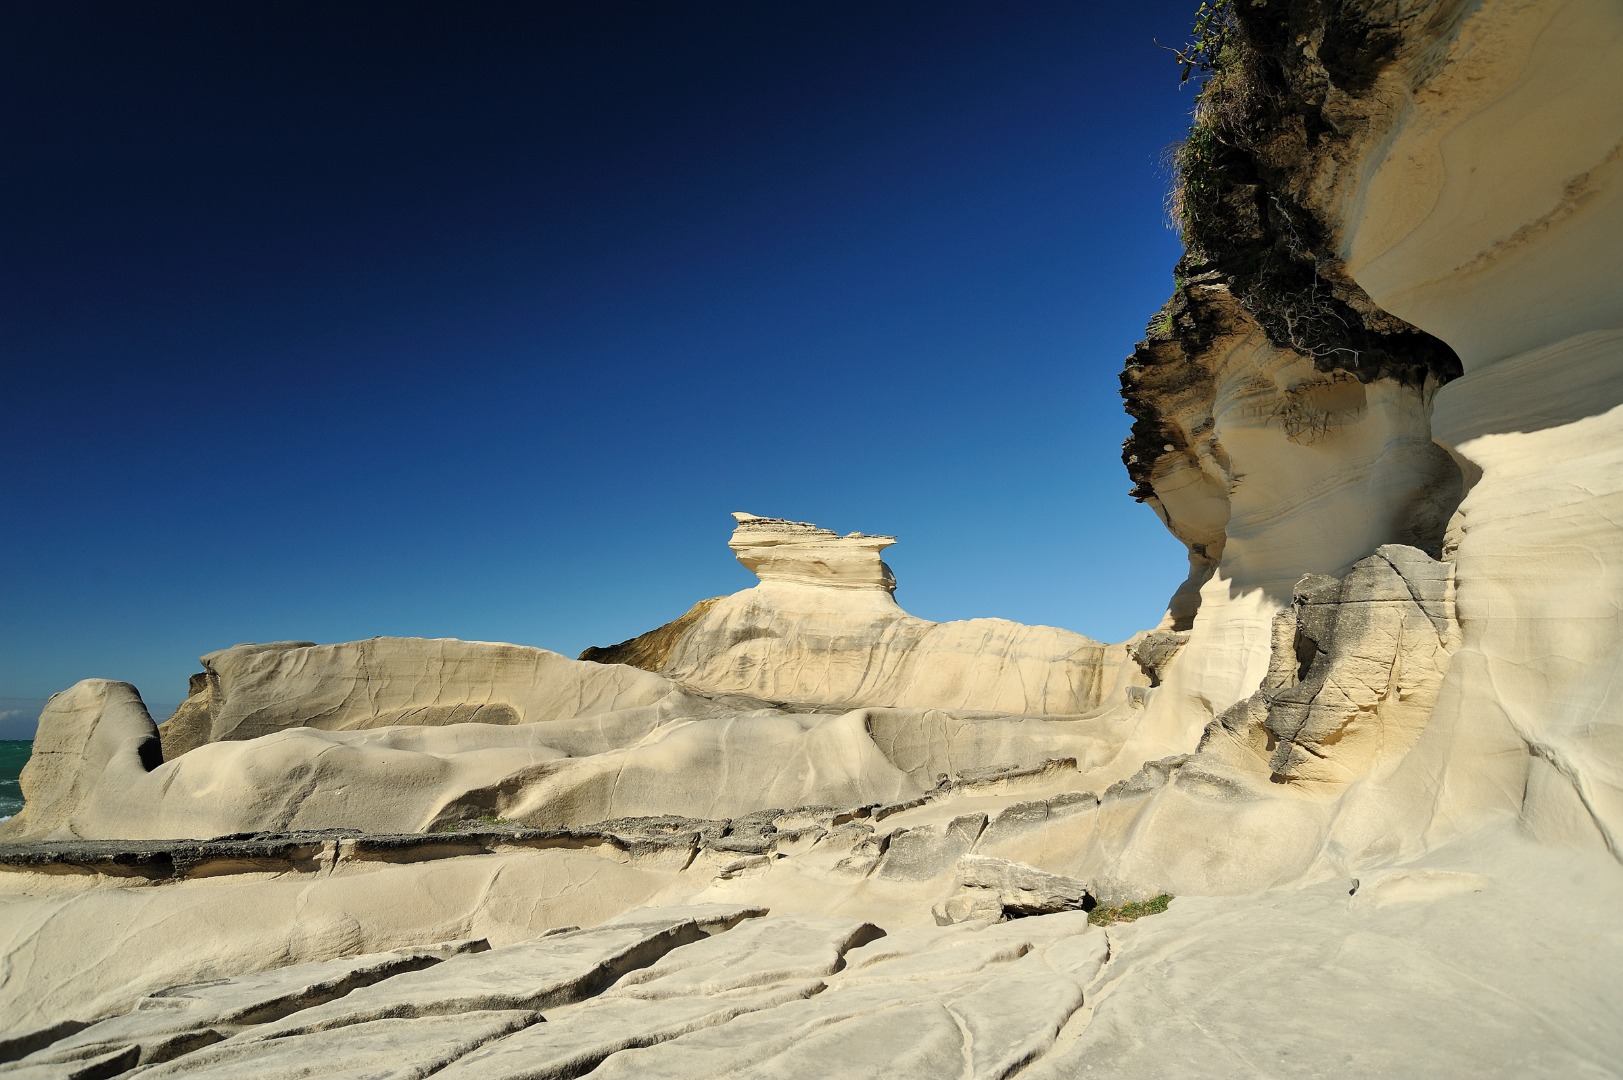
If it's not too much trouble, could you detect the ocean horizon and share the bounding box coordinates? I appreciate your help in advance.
[0,699,178,743]
[0,740,31,821]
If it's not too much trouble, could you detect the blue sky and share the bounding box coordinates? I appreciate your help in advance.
[0,1,1198,738]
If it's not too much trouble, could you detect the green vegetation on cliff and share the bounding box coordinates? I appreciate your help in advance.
[1121,0,1464,502]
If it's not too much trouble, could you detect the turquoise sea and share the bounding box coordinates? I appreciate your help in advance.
[0,741,30,820]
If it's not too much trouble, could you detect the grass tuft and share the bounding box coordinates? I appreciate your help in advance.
[1088,894,1172,926]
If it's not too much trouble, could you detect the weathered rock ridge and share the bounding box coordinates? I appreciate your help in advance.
[581,511,1133,717]
[159,637,676,759]
[0,519,1148,841]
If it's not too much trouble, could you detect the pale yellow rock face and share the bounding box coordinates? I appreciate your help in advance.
[1128,308,1460,759]
[1336,0,1623,856]
[0,512,1149,842]
[4,822,1619,1077]
[0,847,680,1032]
[0,645,1130,841]
[591,513,1138,718]
[3,684,920,840]
[1,681,164,841]
[186,636,677,744]
[1345,0,1623,370]
[656,587,1127,716]
[727,512,898,592]
[1103,0,1623,883]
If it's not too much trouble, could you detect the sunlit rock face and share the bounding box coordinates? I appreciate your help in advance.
[727,512,898,592]
[0,681,164,842]
[1333,0,1623,857]
[0,514,1142,843]
[1173,544,1461,795]
[583,512,1135,717]
[0,664,927,841]
[1106,0,1623,877]
[962,543,1461,898]
[7,7,1623,1075]
[158,637,677,759]
[1121,290,1461,754]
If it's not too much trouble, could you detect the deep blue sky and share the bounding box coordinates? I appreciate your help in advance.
[1,1,1198,737]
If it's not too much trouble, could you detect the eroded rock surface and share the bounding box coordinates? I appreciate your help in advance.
[1203,544,1458,787]
[1,513,1153,844]
[1119,287,1463,764]
[2,681,163,841]
[9,832,1615,1080]
[4,939,486,1072]
[1336,0,1623,860]
[582,512,1137,716]
[932,854,1091,924]
[3,906,1108,1080]
[727,512,899,592]
[159,636,678,758]
[3,0,1622,1075]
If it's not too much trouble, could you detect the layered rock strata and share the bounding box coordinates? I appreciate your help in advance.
[1211,544,1457,788]
[726,512,898,592]
[3,818,1618,1077]
[1,622,1134,840]
[1119,287,1463,763]
[1331,0,1623,858]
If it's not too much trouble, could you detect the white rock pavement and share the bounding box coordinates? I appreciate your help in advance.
[0,903,1111,1080]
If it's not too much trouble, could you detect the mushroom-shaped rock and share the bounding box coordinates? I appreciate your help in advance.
[728,512,897,593]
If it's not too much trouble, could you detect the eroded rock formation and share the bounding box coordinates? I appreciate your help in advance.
[1119,0,1623,868]
[3,0,1622,1075]
[581,512,1134,717]
[1,525,1150,841]
[159,637,677,759]
[1210,543,1457,787]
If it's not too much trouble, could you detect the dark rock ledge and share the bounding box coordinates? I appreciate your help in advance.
[0,757,1101,882]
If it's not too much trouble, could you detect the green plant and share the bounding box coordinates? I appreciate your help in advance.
[1163,0,1271,241]
[1171,0,1236,83]
[1167,122,1222,232]
[1088,894,1172,926]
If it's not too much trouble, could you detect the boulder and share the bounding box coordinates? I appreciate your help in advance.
[0,681,161,841]
[933,854,1091,924]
